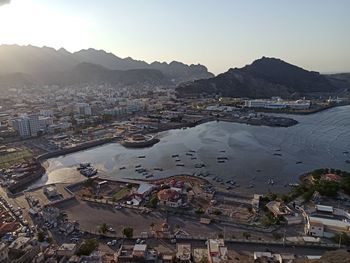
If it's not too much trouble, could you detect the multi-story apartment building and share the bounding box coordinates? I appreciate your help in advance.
[11,114,41,137]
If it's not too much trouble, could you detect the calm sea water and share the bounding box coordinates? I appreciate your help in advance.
[37,105,350,194]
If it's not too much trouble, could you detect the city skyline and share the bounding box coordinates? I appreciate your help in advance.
[0,0,349,74]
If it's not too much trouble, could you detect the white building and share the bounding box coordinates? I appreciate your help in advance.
[75,103,92,116]
[28,114,41,137]
[11,114,41,137]
[11,117,30,137]
[305,205,350,238]
[245,98,311,110]
[39,109,53,117]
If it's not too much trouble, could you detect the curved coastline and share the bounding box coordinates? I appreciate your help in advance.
[29,105,350,194]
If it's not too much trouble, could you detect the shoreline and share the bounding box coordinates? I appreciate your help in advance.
[254,101,350,115]
[27,104,349,192]
[35,114,298,163]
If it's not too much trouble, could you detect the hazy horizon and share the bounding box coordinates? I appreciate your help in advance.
[1,0,350,74]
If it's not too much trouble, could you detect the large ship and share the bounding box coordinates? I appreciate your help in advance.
[121,134,159,148]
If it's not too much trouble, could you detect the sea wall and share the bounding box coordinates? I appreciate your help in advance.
[37,137,118,162]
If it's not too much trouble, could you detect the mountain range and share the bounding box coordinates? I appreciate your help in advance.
[176,57,347,98]
[0,45,214,87]
[1,45,348,98]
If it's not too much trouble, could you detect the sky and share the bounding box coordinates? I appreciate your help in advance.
[0,0,349,74]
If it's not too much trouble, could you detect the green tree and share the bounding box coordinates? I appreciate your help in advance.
[302,189,315,202]
[199,256,209,263]
[272,232,282,240]
[212,209,222,216]
[98,223,109,235]
[37,231,45,242]
[315,181,339,197]
[341,176,350,194]
[149,196,158,208]
[122,227,134,238]
[77,238,99,256]
[195,208,204,215]
[242,232,251,239]
[333,232,350,246]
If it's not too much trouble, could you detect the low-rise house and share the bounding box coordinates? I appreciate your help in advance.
[8,237,31,253]
[266,201,302,225]
[176,243,191,262]
[193,248,208,263]
[59,221,78,236]
[254,252,274,262]
[254,252,295,263]
[0,243,9,263]
[40,206,60,225]
[130,184,155,201]
[57,243,77,257]
[157,189,182,208]
[283,214,303,225]
[43,186,59,198]
[133,244,147,259]
[207,239,227,263]
[305,204,350,237]
[266,201,289,217]
[115,244,158,262]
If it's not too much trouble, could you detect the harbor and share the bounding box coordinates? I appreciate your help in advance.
[32,105,350,195]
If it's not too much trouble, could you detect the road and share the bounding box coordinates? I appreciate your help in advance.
[115,238,337,256]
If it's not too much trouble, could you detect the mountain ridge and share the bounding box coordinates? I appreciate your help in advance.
[0,44,214,84]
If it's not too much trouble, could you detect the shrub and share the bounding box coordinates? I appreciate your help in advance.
[77,239,99,256]
[122,227,134,238]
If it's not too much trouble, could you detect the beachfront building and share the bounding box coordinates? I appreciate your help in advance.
[245,98,311,110]
[305,205,350,238]
[157,189,182,208]
[266,201,303,225]
[135,184,156,199]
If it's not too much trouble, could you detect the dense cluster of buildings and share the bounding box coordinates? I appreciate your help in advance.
[0,83,177,139]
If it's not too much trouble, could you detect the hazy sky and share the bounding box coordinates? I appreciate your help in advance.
[0,0,349,74]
